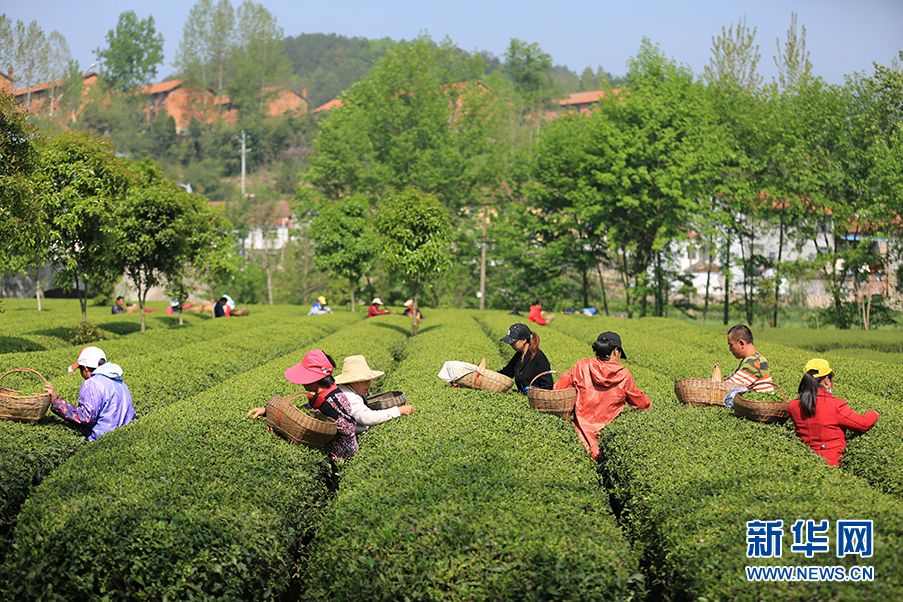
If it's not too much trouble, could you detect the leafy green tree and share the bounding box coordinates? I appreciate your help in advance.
[229,1,291,116]
[310,195,377,310]
[112,159,224,331]
[503,38,554,106]
[96,11,164,91]
[0,91,49,310]
[36,131,130,321]
[376,189,451,334]
[175,0,235,97]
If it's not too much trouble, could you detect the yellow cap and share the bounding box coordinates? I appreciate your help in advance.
[804,358,832,379]
[317,296,327,305]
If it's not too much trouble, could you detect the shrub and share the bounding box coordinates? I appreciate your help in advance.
[68,321,107,345]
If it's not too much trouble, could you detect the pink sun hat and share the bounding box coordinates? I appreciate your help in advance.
[284,349,334,385]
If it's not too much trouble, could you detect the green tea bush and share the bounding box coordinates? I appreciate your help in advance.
[552,316,902,498]
[1,315,408,599]
[303,310,640,601]
[0,313,359,551]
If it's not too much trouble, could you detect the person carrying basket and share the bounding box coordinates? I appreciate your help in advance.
[788,358,879,466]
[554,332,650,460]
[498,323,552,394]
[43,346,136,441]
[248,350,357,461]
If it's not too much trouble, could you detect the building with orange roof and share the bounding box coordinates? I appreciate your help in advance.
[13,72,99,120]
[314,97,344,114]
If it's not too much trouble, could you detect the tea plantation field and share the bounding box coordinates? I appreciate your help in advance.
[0,300,900,600]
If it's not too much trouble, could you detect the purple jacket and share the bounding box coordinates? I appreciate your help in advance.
[51,363,136,441]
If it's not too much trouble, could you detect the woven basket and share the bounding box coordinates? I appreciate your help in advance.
[527,370,576,421]
[265,392,336,448]
[0,368,53,424]
[675,364,735,407]
[365,390,407,410]
[733,386,790,424]
[453,357,514,393]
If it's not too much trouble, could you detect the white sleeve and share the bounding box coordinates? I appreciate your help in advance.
[343,387,402,427]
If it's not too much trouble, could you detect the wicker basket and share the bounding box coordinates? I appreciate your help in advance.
[453,357,514,393]
[365,390,407,410]
[675,364,735,407]
[0,368,53,424]
[265,392,336,448]
[527,370,576,421]
[733,386,790,424]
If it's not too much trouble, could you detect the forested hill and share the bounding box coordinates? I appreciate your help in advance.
[283,33,397,107]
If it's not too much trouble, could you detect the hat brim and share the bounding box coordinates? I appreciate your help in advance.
[284,364,329,385]
[618,347,628,360]
[500,334,518,344]
[335,369,385,384]
[68,362,79,373]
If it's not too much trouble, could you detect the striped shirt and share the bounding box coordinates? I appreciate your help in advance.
[726,352,775,392]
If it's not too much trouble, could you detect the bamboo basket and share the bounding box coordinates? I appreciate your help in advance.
[675,364,735,407]
[0,368,53,424]
[527,370,576,421]
[733,385,790,424]
[453,357,514,393]
[265,392,336,448]
[365,390,407,410]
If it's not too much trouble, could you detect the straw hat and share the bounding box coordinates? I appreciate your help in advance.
[371,297,383,305]
[403,299,414,307]
[334,355,385,384]
[317,295,327,305]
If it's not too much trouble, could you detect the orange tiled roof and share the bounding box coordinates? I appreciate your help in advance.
[558,90,605,107]
[314,98,343,113]
[141,79,184,95]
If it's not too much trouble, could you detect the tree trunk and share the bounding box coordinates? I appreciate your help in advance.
[266,265,273,306]
[350,278,356,312]
[581,266,590,308]
[178,308,184,327]
[138,279,147,333]
[639,274,648,318]
[479,204,487,310]
[772,217,785,328]
[76,275,87,323]
[722,229,731,325]
[411,292,419,336]
[654,252,664,317]
[595,262,609,316]
[33,269,43,312]
[619,249,632,318]
[702,241,712,324]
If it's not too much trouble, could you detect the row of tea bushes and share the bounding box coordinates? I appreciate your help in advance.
[544,317,902,600]
[0,313,358,550]
[550,316,902,498]
[302,310,641,601]
[599,368,903,601]
[1,315,410,599]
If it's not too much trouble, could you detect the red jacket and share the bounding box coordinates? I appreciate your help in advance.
[527,304,548,325]
[555,358,651,460]
[367,304,389,318]
[788,389,879,466]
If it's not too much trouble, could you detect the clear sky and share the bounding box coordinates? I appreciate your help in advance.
[2,0,901,83]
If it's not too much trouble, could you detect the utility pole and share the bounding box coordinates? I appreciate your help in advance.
[240,129,247,197]
[479,202,488,310]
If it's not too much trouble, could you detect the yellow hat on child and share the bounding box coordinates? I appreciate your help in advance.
[804,358,832,378]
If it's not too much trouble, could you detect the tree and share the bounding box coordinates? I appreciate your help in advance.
[503,38,554,107]
[0,91,49,310]
[175,0,235,97]
[310,196,377,310]
[13,20,47,103]
[96,11,164,91]
[36,131,130,322]
[376,189,451,334]
[112,159,226,331]
[774,12,812,92]
[229,1,290,114]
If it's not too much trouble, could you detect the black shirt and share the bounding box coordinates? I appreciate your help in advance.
[499,348,553,394]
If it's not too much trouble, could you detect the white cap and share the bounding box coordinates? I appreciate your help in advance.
[371,297,383,305]
[403,299,414,307]
[68,346,106,372]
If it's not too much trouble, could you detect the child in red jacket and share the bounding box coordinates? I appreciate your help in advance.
[788,358,879,467]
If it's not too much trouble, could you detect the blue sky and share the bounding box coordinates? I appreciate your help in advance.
[2,0,901,83]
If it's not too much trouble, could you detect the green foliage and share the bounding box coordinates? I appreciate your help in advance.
[376,189,452,300]
[95,10,164,91]
[68,321,106,345]
[311,195,377,308]
[303,311,640,601]
[503,38,554,106]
